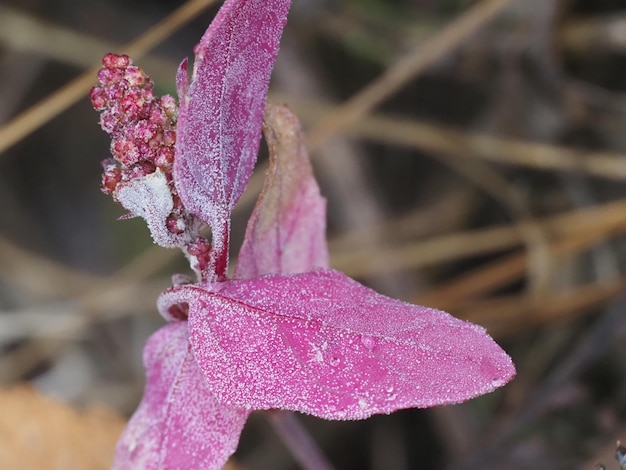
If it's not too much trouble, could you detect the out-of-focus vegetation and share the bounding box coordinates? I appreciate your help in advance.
[1,0,626,468]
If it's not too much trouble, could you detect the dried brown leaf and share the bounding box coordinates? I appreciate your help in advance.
[0,385,124,469]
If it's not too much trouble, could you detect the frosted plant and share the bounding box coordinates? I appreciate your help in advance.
[91,0,515,468]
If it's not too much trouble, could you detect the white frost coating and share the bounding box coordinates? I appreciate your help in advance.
[116,169,188,248]
[161,270,516,420]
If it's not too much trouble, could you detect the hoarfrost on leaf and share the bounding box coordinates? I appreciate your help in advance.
[174,0,292,279]
[160,269,516,420]
[113,322,248,470]
[115,170,194,248]
[235,103,329,279]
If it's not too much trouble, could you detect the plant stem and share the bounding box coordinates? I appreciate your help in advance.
[208,216,230,282]
[267,410,335,470]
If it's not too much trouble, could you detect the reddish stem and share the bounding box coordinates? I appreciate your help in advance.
[267,410,335,470]
[208,216,230,282]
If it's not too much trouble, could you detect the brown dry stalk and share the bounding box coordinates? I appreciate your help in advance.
[417,209,626,310]
[458,275,626,338]
[281,95,626,181]
[305,0,517,152]
[0,236,103,299]
[560,13,626,54]
[350,114,626,180]
[0,5,176,82]
[242,0,521,237]
[0,0,217,155]
[333,200,626,278]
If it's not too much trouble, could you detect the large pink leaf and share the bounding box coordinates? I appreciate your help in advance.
[114,322,249,469]
[235,103,329,279]
[159,269,515,420]
[174,0,291,229]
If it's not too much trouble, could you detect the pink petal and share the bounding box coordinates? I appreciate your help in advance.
[159,270,515,420]
[114,322,249,469]
[235,104,329,279]
[173,0,292,229]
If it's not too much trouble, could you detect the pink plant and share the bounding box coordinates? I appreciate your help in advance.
[91,0,515,468]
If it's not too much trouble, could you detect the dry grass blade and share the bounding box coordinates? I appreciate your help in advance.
[328,187,476,252]
[0,281,166,344]
[0,236,102,299]
[0,232,177,307]
[459,275,626,338]
[0,5,176,81]
[560,13,626,54]
[236,0,517,210]
[350,114,626,181]
[305,0,517,152]
[417,205,626,310]
[282,95,626,181]
[0,0,218,156]
[332,200,626,278]
[0,5,121,69]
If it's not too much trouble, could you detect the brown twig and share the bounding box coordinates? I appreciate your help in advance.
[305,0,517,152]
[417,207,626,310]
[332,200,626,278]
[280,95,626,181]
[0,0,218,156]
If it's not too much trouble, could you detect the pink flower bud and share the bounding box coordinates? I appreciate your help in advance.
[154,147,175,169]
[111,138,140,166]
[128,161,157,179]
[166,213,186,235]
[102,53,130,69]
[90,87,107,111]
[125,66,151,88]
[100,160,122,195]
[160,95,178,120]
[97,67,124,85]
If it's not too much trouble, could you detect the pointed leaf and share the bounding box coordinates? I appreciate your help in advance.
[160,270,515,420]
[174,0,292,229]
[114,322,249,469]
[235,103,329,279]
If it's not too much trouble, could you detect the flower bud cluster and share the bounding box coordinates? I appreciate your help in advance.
[185,237,212,278]
[90,53,187,236]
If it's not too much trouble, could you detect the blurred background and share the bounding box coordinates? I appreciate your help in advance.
[1,0,626,468]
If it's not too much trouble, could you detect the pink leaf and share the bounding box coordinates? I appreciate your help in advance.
[114,322,249,469]
[174,0,291,229]
[235,103,329,279]
[159,270,515,420]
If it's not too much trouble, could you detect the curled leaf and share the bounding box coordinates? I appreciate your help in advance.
[174,0,292,230]
[236,103,329,279]
[160,269,515,420]
[114,322,248,469]
[115,170,195,248]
